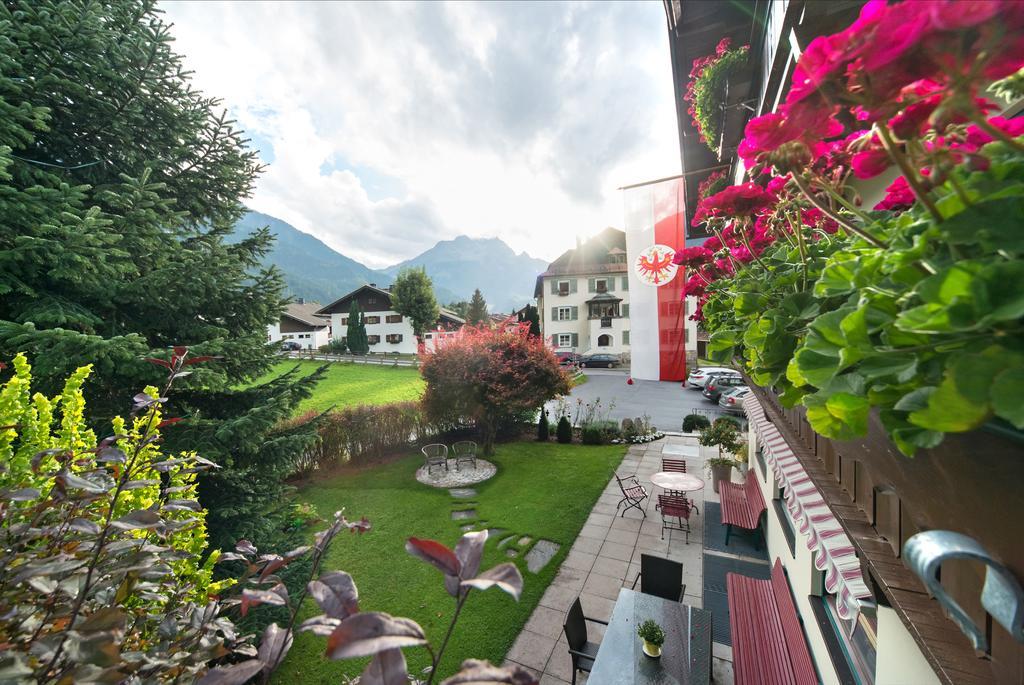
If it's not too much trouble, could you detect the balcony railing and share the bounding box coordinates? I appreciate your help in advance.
[600,317,613,328]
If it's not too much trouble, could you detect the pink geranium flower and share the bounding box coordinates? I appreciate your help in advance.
[673,246,713,268]
[875,176,916,211]
[851,146,891,179]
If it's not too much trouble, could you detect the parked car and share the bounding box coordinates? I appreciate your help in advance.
[686,366,735,388]
[555,351,581,366]
[719,386,751,414]
[280,340,302,351]
[580,353,620,368]
[703,375,746,402]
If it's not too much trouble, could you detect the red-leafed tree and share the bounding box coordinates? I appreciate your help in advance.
[420,324,571,455]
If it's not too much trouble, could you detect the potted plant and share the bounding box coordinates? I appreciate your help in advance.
[637,619,665,658]
[699,420,743,492]
[733,441,749,475]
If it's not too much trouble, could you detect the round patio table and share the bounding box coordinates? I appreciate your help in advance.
[650,471,705,492]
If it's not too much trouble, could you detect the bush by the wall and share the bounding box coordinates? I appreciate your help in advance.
[326,338,347,354]
[537,409,550,441]
[683,414,711,433]
[556,416,573,444]
[581,425,604,445]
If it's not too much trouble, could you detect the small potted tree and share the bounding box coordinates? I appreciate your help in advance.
[699,419,743,493]
[637,619,665,658]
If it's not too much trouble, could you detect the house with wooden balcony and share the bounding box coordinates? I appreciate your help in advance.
[665,1,1024,683]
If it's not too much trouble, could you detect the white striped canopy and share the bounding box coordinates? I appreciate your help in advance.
[743,394,873,620]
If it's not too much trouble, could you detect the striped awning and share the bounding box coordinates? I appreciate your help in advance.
[743,394,873,619]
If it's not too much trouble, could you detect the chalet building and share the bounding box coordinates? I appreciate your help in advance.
[534,227,632,356]
[666,2,1024,684]
[315,284,464,355]
[266,300,330,349]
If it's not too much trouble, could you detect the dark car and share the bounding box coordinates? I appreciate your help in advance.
[555,351,581,366]
[580,353,620,368]
[702,374,746,402]
[280,340,302,351]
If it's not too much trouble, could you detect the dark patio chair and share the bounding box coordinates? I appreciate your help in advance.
[614,472,648,518]
[421,443,448,475]
[656,493,692,543]
[661,458,700,515]
[452,440,477,471]
[631,553,686,602]
[562,596,607,685]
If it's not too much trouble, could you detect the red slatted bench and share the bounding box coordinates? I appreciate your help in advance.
[720,474,766,547]
[728,559,819,685]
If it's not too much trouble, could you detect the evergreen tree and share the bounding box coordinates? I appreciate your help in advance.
[390,268,439,338]
[467,288,489,325]
[0,1,322,549]
[346,301,368,354]
[446,300,471,320]
[518,304,541,337]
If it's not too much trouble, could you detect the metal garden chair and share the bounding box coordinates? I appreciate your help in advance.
[614,472,649,519]
[656,493,692,543]
[421,443,448,475]
[631,553,686,602]
[562,596,606,685]
[452,440,477,471]
[661,457,700,515]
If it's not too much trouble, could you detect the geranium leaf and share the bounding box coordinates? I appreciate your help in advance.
[991,368,1024,429]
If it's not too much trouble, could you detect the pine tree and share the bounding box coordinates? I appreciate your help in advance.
[0,1,322,550]
[467,289,489,326]
[346,301,368,354]
[390,268,439,338]
[518,304,541,337]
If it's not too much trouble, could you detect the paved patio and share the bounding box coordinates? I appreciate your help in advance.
[504,434,750,684]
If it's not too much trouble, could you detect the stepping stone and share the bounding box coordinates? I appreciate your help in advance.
[517,536,532,547]
[486,528,506,540]
[451,509,476,521]
[505,548,519,558]
[525,540,561,573]
[497,534,517,549]
[460,524,476,532]
[449,488,477,499]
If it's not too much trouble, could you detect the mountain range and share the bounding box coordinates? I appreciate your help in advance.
[229,210,548,312]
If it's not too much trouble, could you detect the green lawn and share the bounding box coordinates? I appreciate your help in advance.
[250,360,425,414]
[274,441,626,683]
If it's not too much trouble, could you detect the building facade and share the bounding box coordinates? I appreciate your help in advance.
[316,284,464,355]
[266,300,331,349]
[534,228,631,357]
[665,1,1024,683]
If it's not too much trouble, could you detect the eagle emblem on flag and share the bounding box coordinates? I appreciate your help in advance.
[634,244,678,286]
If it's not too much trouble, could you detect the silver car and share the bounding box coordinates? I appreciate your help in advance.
[719,386,751,414]
[686,366,736,388]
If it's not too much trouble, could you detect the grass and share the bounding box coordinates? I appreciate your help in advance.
[248,360,425,414]
[571,373,588,387]
[274,441,626,683]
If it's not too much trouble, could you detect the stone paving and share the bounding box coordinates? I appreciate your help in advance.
[503,434,743,685]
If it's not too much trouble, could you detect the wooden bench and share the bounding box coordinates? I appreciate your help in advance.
[728,559,818,685]
[720,474,766,547]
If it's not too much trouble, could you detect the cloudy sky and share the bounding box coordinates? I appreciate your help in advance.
[162,1,680,267]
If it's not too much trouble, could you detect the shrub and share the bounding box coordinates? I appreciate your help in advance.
[581,425,604,445]
[683,413,711,433]
[556,416,573,444]
[537,409,550,441]
[326,338,348,354]
[698,419,743,458]
[420,325,571,454]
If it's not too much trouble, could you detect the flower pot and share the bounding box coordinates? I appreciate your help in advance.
[642,639,662,658]
[711,464,733,493]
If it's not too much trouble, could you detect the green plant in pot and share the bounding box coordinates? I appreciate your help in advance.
[637,619,666,658]
[699,420,742,493]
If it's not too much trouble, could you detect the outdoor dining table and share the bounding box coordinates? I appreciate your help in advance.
[650,472,705,492]
[588,588,712,684]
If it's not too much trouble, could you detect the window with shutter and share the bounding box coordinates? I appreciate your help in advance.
[570,306,578,320]
[623,304,630,317]
[622,277,629,291]
[551,307,558,322]
[570,280,578,294]
[571,333,579,347]
[550,280,558,294]
[588,278,596,293]
[623,330,630,345]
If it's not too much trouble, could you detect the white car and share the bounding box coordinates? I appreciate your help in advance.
[686,366,736,388]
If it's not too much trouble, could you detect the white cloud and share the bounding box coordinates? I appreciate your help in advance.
[161,0,680,266]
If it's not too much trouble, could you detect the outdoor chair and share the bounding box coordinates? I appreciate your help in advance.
[656,493,692,543]
[421,443,448,475]
[614,472,648,519]
[452,440,477,471]
[562,596,607,685]
[661,458,700,515]
[631,553,686,602]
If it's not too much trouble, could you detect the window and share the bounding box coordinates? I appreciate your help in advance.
[621,276,629,291]
[368,297,377,304]
[622,304,629,317]
[623,330,630,345]
[812,594,877,685]
[341,317,348,325]
[557,306,572,321]
[367,335,381,345]
[386,334,403,344]
[558,333,573,348]
[774,488,797,556]
[597,334,612,347]
[596,279,608,293]
[365,316,381,324]
[558,280,570,296]
[386,314,403,323]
